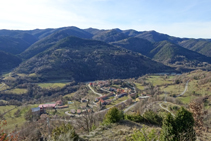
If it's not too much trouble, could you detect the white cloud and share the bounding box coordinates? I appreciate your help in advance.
[0,0,90,29]
[0,0,211,38]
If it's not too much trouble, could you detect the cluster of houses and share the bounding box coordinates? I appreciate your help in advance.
[95,93,114,106]
[89,80,137,106]
[31,100,68,116]
[94,92,138,106]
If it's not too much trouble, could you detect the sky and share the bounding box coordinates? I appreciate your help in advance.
[0,0,211,38]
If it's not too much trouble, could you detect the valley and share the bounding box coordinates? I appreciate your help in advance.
[1,69,211,140]
[0,26,211,140]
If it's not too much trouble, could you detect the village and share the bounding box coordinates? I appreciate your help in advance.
[30,79,150,118]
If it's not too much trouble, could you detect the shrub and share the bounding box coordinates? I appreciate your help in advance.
[128,126,159,141]
[143,110,163,126]
[125,113,144,123]
[103,107,123,124]
[51,123,78,141]
[172,106,179,110]
[161,107,196,141]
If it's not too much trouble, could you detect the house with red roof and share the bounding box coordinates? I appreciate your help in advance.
[95,93,114,102]
[97,98,107,105]
[39,104,56,109]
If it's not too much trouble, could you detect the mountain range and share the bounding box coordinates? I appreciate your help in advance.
[0,26,211,82]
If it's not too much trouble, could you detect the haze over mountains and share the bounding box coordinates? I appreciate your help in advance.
[0,26,211,81]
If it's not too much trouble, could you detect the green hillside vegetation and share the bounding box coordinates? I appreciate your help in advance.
[1,26,211,59]
[0,36,31,55]
[20,27,93,60]
[19,30,73,60]
[112,38,211,69]
[179,39,211,57]
[0,51,22,73]
[136,70,211,106]
[111,37,154,55]
[150,41,211,65]
[15,36,172,82]
[0,104,39,132]
[130,30,211,58]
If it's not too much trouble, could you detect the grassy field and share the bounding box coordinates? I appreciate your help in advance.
[146,75,174,86]
[105,96,128,108]
[0,105,16,113]
[63,92,75,98]
[0,104,39,132]
[5,88,27,94]
[160,84,185,95]
[38,82,68,89]
[134,83,145,90]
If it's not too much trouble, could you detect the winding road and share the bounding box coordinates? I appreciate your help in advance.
[88,83,138,113]
[177,80,189,97]
[159,80,189,116]
[159,103,175,116]
[88,84,102,97]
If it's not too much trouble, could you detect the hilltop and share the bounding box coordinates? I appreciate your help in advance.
[15,36,172,82]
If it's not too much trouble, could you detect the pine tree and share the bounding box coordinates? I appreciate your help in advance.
[161,113,176,141]
[175,107,196,140]
[103,107,123,124]
[161,107,196,141]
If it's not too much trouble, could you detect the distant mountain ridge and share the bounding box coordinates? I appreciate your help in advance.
[84,28,211,57]
[0,26,211,82]
[111,37,211,69]
[1,26,211,57]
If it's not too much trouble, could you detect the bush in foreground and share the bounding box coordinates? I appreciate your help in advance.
[125,113,145,123]
[128,107,196,141]
[103,107,123,125]
[51,123,79,141]
[143,110,163,126]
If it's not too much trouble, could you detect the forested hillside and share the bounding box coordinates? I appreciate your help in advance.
[15,37,173,81]
[0,51,22,73]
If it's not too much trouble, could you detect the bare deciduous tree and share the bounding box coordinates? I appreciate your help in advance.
[74,109,95,133]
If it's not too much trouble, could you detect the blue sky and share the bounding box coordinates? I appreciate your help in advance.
[0,0,211,38]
